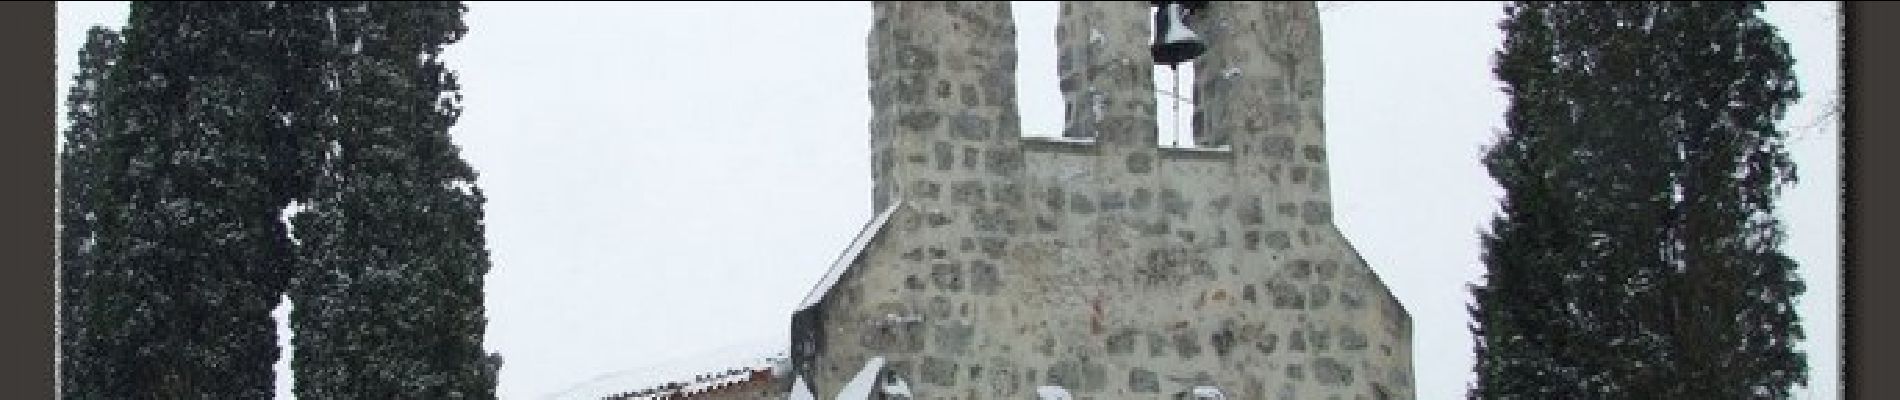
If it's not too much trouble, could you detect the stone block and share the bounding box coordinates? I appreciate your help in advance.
[931,262,964,291]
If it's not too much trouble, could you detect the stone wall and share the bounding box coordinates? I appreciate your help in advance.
[792,2,1413,399]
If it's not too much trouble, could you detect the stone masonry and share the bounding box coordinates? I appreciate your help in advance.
[791,2,1413,399]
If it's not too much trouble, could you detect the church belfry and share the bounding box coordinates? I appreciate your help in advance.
[794,3,1413,398]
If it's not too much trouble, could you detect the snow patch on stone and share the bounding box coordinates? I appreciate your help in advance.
[786,375,816,400]
[882,375,912,398]
[834,356,885,399]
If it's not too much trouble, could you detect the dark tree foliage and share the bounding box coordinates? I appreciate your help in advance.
[60,2,496,398]
[288,2,495,398]
[73,2,301,398]
[59,26,121,399]
[478,352,506,395]
[1470,2,1806,399]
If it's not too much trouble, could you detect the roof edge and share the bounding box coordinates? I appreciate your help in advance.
[797,201,904,311]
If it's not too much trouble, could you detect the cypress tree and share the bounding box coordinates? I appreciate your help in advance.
[60,3,496,397]
[1469,2,1807,398]
[59,26,122,399]
[288,2,495,398]
[78,2,298,398]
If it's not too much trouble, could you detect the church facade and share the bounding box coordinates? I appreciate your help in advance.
[790,2,1413,399]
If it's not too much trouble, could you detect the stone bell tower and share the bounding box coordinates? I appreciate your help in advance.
[790,2,1414,398]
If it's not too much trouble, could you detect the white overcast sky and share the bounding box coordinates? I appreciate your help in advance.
[55,2,1841,399]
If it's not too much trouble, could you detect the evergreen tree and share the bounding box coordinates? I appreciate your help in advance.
[61,2,498,398]
[288,2,496,398]
[477,352,506,395]
[59,26,121,399]
[1469,2,1807,398]
[77,2,300,398]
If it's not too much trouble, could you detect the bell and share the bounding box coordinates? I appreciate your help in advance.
[1151,1,1207,67]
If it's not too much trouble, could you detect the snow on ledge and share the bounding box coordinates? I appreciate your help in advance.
[1036,386,1074,400]
[798,201,903,311]
[1192,386,1227,399]
[1160,143,1232,153]
[1021,135,1098,145]
[882,376,913,398]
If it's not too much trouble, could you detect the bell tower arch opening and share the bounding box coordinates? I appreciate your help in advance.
[1151,0,1208,149]
[1012,1,1062,139]
[1153,56,1198,148]
[1015,1,1209,149]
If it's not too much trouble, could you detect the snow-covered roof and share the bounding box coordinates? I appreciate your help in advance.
[602,365,774,399]
[542,338,787,400]
[798,201,902,311]
[835,356,886,400]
